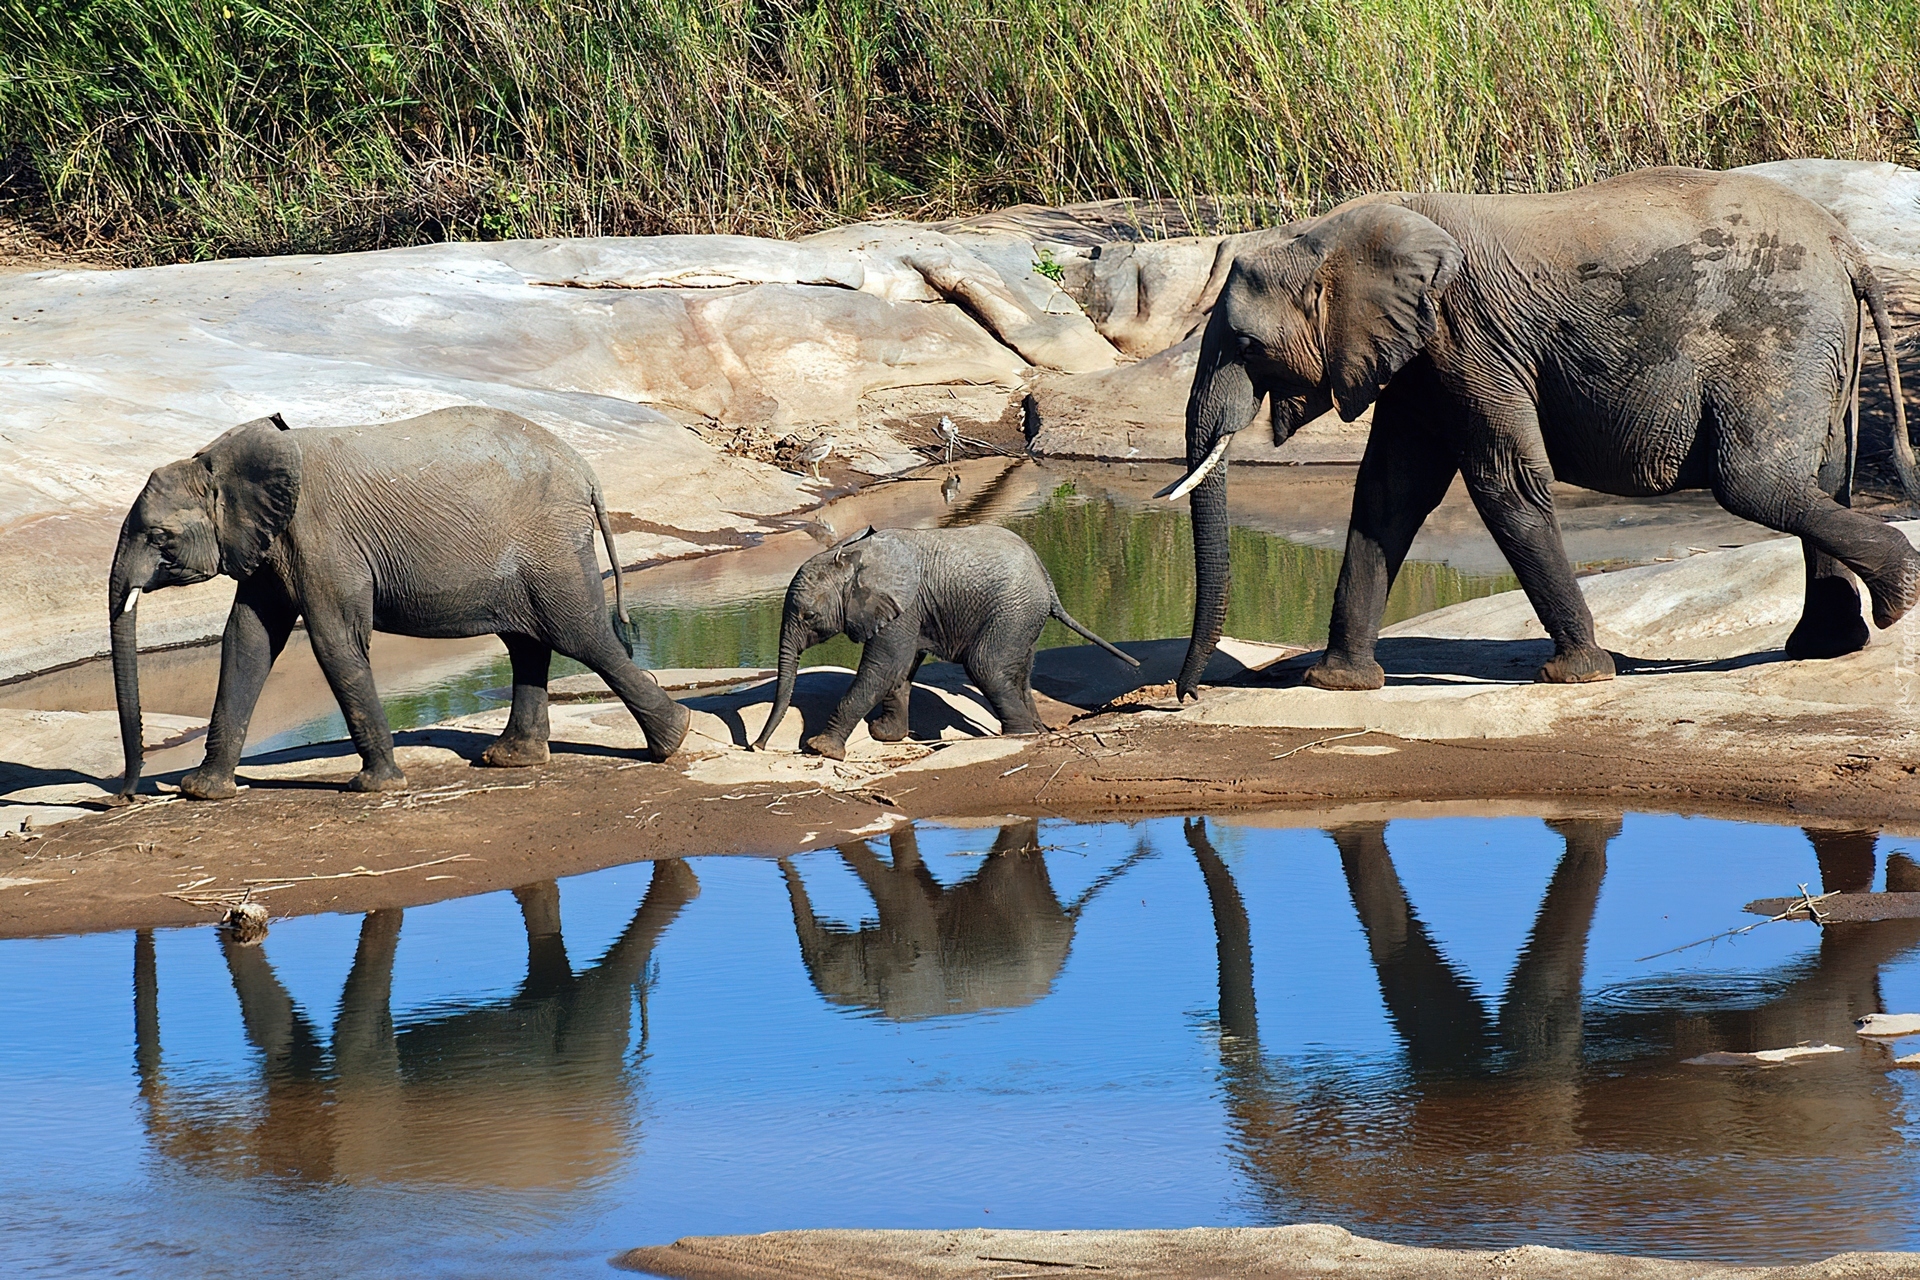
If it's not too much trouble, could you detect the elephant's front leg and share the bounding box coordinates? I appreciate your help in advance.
[807,630,918,760]
[866,652,925,743]
[181,579,297,800]
[1308,397,1461,691]
[1457,407,1613,684]
[304,593,408,792]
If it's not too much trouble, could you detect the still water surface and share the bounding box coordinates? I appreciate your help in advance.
[4,812,1920,1276]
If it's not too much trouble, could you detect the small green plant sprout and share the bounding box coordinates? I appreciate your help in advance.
[1032,248,1066,283]
[1051,480,1077,499]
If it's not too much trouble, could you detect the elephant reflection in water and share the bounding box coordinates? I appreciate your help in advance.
[781,821,1139,1020]
[133,861,697,1187]
[1184,818,1920,1258]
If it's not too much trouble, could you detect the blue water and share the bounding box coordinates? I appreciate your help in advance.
[4,812,1920,1277]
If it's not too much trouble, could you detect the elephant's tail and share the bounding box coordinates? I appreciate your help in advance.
[593,485,634,657]
[1855,263,1918,503]
[1049,596,1140,667]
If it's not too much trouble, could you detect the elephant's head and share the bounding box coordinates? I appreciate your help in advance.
[110,416,301,797]
[751,528,915,750]
[1163,203,1462,699]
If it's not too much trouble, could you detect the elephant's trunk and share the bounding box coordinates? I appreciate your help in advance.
[109,532,158,798]
[1172,314,1262,701]
[753,612,810,750]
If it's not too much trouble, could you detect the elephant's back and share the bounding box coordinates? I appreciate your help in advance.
[297,406,593,489]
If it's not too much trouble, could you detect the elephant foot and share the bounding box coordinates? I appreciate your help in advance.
[478,737,550,768]
[644,700,691,763]
[1304,654,1385,691]
[1866,552,1920,630]
[179,768,239,801]
[1785,578,1869,659]
[347,763,409,793]
[802,732,848,761]
[1535,645,1615,684]
[867,714,911,743]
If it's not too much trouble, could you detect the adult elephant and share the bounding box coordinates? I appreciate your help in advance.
[1161,167,1918,697]
[108,406,688,799]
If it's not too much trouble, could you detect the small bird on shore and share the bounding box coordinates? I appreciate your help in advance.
[936,415,959,465]
[800,435,835,480]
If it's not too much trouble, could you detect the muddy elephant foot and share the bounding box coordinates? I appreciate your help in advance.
[1785,577,1870,659]
[802,732,848,761]
[644,700,691,763]
[866,713,911,743]
[1304,653,1385,691]
[478,737,550,768]
[1866,553,1920,630]
[179,768,239,801]
[347,762,409,793]
[1536,645,1615,684]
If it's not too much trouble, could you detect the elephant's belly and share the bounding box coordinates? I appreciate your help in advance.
[369,583,519,640]
[1540,399,1709,497]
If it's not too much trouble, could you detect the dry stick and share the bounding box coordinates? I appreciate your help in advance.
[239,852,474,886]
[1272,729,1374,760]
[1636,884,1835,963]
[1035,759,1070,798]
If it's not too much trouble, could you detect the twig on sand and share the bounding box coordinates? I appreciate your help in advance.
[1636,884,1835,963]
[239,853,474,886]
[1272,729,1374,760]
[375,783,533,809]
[978,1258,1108,1272]
[1035,759,1069,797]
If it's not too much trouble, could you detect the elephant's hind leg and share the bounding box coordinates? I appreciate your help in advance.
[965,638,1047,736]
[1714,464,1920,643]
[479,634,553,767]
[554,631,689,763]
[1786,547,1872,659]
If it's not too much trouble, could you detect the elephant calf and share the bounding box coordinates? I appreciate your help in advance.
[752,526,1138,759]
[109,406,689,799]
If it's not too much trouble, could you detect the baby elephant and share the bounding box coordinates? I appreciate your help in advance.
[752,526,1138,759]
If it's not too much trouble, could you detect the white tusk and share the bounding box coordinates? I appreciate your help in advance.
[122,588,140,614]
[1154,434,1234,500]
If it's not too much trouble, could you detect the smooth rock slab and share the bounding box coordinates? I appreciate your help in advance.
[617,1224,1920,1279]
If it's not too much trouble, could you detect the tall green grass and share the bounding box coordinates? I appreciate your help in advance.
[3,0,1916,263]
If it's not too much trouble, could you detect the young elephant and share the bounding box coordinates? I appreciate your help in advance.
[751,526,1138,759]
[109,406,689,800]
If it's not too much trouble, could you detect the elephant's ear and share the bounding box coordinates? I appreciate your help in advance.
[1316,204,1462,422]
[842,534,916,642]
[197,417,303,579]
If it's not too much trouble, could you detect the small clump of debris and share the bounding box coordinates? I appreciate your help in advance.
[221,901,270,946]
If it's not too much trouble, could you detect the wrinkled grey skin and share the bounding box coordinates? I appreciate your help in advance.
[752,525,1137,760]
[1170,167,1919,698]
[109,405,688,800]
